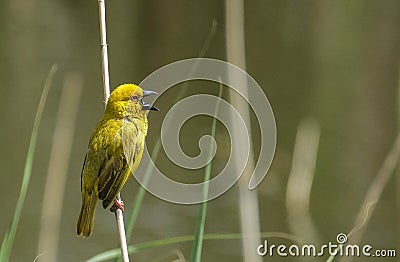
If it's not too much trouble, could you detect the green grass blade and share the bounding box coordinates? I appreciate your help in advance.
[190,164,211,262]
[0,64,57,262]
[190,85,223,262]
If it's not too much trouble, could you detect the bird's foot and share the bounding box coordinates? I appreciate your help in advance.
[110,198,124,213]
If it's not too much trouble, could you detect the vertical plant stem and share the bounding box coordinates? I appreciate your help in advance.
[0,65,57,262]
[114,208,129,262]
[286,119,320,243]
[225,1,261,261]
[98,0,110,104]
[37,73,83,262]
[97,0,129,261]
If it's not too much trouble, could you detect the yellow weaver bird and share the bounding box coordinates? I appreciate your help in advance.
[77,84,158,237]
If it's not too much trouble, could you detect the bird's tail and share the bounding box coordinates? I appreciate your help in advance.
[77,191,97,237]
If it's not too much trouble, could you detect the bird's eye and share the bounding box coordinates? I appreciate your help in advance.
[130,95,138,101]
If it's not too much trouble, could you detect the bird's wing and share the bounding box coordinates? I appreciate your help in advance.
[97,121,143,208]
[97,152,129,208]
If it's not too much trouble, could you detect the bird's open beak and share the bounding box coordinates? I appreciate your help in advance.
[141,90,159,111]
[142,90,158,97]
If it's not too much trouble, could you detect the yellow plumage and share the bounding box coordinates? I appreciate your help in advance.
[77,84,157,237]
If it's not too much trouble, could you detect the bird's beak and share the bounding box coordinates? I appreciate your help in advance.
[142,90,158,97]
[141,90,159,111]
[142,103,159,111]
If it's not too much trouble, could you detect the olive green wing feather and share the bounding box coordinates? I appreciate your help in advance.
[97,121,143,208]
[77,150,103,237]
[97,154,131,208]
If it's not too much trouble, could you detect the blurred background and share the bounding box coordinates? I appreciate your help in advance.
[1,0,399,261]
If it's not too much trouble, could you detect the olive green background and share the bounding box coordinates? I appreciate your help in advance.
[0,1,399,261]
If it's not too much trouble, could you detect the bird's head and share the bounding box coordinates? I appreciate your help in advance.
[105,84,158,120]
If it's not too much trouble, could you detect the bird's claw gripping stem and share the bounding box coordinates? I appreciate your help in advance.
[110,198,124,213]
